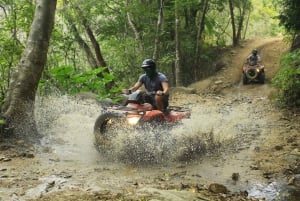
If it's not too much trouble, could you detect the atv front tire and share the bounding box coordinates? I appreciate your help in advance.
[258,71,265,84]
[245,69,258,80]
[242,73,248,85]
[94,112,125,148]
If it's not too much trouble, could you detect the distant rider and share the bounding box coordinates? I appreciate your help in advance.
[128,59,169,111]
[246,49,261,66]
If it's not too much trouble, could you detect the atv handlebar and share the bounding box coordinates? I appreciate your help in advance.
[123,89,164,96]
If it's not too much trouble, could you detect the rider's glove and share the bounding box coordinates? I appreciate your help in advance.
[156,91,164,96]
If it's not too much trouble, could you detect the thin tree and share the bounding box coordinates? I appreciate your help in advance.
[236,0,250,41]
[194,0,209,81]
[228,0,238,46]
[228,0,249,46]
[62,3,114,87]
[153,0,164,61]
[1,0,57,138]
[125,0,144,54]
[175,0,183,86]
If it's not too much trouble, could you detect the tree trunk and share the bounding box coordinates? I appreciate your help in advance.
[243,6,251,39]
[236,0,249,41]
[62,2,114,89]
[291,33,300,51]
[72,4,108,68]
[67,18,99,68]
[228,0,238,46]
[126,0,144,54]
[194,0,209,81]
[84,22,107,67]
[175,0,182,86]
[153,0,164,60]
[1,0,57,138]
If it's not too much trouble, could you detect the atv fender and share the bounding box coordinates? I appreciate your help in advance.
[142,110,164,122]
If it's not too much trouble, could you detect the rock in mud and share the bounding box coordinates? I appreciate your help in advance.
[208,183,228,194]
[214,80,223,85]
[288,174,300,187]
[0,157,12,162]
[231,173,240,182]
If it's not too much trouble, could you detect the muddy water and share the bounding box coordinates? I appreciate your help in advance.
[31,92,282,200]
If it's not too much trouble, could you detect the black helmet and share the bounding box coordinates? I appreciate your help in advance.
[252,49,258,55]
[141,59,156,69]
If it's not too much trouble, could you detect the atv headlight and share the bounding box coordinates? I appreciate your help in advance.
[126,115,141,125]
[256,68,260,72]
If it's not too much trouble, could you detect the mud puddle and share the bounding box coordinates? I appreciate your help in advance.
[22,91,283,201]
[1,89,294,201]
[1,37,297,201]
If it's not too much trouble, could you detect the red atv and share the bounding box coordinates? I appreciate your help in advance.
[93,90,191,149]
[242,62,265,84]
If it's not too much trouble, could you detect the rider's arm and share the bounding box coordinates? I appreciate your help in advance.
[246,54,251,63]
[129,81,143,92]
[157,81,169,96]
[257,55,261,62]
[162,81,169,95]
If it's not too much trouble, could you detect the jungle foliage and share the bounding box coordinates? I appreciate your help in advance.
[274,0,300,33]
[272,50,300,107]
[39,66,121,100]
[0,0,285,108]
[271,0,300,107]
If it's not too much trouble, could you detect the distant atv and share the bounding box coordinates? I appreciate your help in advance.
[242,62,265,84]
[94,90,191,150]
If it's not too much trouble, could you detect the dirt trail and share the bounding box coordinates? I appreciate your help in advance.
[188,37,286,94]
[1,37,300,201]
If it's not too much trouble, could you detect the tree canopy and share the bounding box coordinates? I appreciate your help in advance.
[275,0,300,34]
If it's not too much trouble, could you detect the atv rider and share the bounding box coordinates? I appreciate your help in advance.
[128,59,169,111]
[246,49,261,66]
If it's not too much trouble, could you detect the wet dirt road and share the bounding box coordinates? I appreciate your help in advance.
[1,37,300,201]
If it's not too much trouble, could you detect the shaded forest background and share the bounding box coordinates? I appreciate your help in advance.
[0,0,300,137]
[0,0,281,101]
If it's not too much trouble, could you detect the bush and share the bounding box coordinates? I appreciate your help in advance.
[272,49,300,107]
[39,66,122,101]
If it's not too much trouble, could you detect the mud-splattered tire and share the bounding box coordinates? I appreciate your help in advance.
[258,72,265,84]
[94,112,125,148]
[242,73,248,85]
[245,69,258,80]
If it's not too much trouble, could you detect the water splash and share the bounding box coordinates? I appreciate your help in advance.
[35,95,101,164]
[33,94,267,165]
[34,95,223,165]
